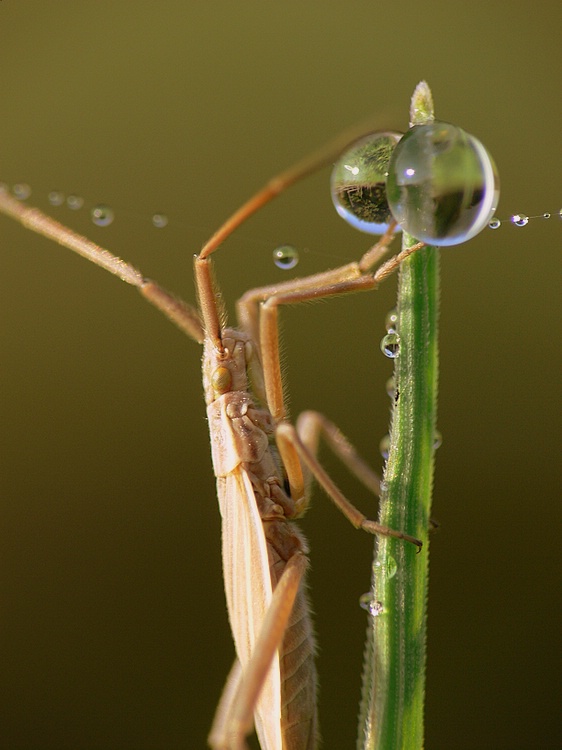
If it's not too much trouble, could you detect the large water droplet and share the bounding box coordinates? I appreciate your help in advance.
[91,204,114,227]
[386,121,500,245]
[273,245,299,269]
[380,332,400,358]
[331,131,403,235]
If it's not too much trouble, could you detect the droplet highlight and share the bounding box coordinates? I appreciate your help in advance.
[90,204,115,227]
[273,245,299,269]
[331,131,403,234]
[380,332,400,358]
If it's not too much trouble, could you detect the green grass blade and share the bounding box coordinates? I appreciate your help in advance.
[357,81,439,750]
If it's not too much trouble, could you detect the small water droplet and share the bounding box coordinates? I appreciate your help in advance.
[273,245,299,269]
[12,183,31,200]
[359,593,384,617]
[379,434,390,459]
[543,213,551,220]
[488,217,501,229]
[511,213,528,227]
[433,430,443,450]
[152,213,168,228]
[558,208,562,219]
[48,190,65,206]
[90,204,114,227]
[385,308,398,332]
[374,556,398,579]
[67,194,84,210]
[385,376,395,399]
[380,332,400,358]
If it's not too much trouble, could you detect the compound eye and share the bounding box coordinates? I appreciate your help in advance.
[212,366,231,394]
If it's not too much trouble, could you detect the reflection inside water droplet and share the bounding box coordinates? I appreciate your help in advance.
[380,332,400,358]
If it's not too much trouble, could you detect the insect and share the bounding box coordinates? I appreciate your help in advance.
[0,132,425,750]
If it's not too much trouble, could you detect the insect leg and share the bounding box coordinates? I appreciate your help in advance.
[276,423,422,548]
[208,552,308,750]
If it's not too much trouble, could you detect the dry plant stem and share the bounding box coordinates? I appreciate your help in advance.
[357,81,439,750]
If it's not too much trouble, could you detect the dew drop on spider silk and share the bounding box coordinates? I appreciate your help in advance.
[385,308,398,332]
[386,121,499,245]
[433,430,443,450]
[331,131,403,234]
[374,556,398,579]
[67,194,84,210]
[152,213,169,228]
[273,245,299,269]
[511,213,528,227]
[90,204,115,227]
[488,217,501,229]
[12,183,31,200]
[359,593,384,617]
[379,434,390,459]
[48,190,65,206]
[380,332,400,358]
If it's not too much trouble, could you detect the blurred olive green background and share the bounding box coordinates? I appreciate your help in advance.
[1,3,560,749]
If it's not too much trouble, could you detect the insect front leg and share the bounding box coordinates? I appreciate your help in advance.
[236,243,424,547]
